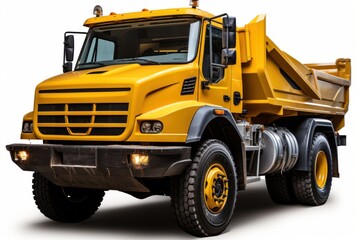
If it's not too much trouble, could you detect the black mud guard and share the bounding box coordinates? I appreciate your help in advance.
[186,106,242,144]
[292,118,339,177]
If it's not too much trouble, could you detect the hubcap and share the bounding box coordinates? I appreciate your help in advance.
[315,151,328,189]
[204,163,229,213]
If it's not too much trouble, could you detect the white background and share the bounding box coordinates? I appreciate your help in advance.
[1,0,359,239]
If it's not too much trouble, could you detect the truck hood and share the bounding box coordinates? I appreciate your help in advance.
[37,64,192,90]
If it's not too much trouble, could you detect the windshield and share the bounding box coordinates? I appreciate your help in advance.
[76,18,201,70]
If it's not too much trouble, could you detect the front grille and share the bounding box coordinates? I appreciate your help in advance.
[37,103,128,136]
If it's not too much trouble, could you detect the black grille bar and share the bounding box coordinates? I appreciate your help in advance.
[97,103,129,111]
[38,104,65,112]
[38,116,65,123]
[39,88,131,94]
[68,104,93,111]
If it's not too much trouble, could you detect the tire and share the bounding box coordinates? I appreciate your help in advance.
[292,133,333,205]
[170,140,237,237]
[265,172,296,204]
[32,172,105,222]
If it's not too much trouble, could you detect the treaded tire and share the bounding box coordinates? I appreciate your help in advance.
[170,139,237,237]
[265,172,296,204]
[33,172,105,222]
[292,133,333,206]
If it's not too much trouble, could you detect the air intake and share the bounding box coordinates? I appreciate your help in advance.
[181,77,196,95]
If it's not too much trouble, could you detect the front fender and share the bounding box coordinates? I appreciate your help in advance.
[186,106,242,143]
[127,101,204,143]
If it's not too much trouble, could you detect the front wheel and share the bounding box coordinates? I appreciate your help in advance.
[32,172,105,222]
[171,140,237,237]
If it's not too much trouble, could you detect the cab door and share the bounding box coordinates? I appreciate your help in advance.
[229,32,243,115]
[198,23,231,109]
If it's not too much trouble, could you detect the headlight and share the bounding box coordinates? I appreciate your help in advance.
[152,122,163,133]
[141,122,152,133]
[22,121,33,133]
[140,121,163,134]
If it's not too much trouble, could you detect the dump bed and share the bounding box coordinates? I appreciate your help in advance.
[239,15,351,130]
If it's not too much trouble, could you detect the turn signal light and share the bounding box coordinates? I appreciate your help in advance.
[214,109,225,115]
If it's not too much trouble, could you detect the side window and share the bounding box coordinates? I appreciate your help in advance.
[86,38,115,63]
[202,25,223,81]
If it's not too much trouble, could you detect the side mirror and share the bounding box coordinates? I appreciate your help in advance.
[63,35,74,73]
[222,17,236,49]
[221,16,236,66]
[64,35,74,62]
[62,31,87,73]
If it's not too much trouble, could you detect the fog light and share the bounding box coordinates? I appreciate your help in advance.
[130,154,149,169]
[15,150,29,161]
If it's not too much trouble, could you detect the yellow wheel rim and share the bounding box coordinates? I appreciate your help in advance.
[315,151,328,189]
[203,163,229,214]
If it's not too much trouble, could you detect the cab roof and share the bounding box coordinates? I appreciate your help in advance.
[84,7,214,27]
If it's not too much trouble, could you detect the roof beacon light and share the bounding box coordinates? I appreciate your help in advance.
[190,0,199,8]
[93,5,103,17]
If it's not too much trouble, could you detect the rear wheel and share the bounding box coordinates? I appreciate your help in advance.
[292,133,333,205]
[32,172,105,222]
[265,172,296,204]
[171,140,237,237]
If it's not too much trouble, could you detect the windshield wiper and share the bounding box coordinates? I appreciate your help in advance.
[77,58,160,70]
[116,58,161,65]
[77,62,106,70]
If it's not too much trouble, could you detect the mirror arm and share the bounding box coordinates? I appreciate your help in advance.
[201,81,210,90]
[205,14,229,83]
[63,62,72,73]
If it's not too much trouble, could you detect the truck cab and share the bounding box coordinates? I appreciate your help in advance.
[27,7,239,144]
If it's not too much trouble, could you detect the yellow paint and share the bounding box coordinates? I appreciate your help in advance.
[128,101,205,142]
[84,8,214,27]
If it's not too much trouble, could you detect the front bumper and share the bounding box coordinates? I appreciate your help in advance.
[6,144,191,192]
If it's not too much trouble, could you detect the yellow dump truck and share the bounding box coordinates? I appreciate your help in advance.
[6,1,351,237]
